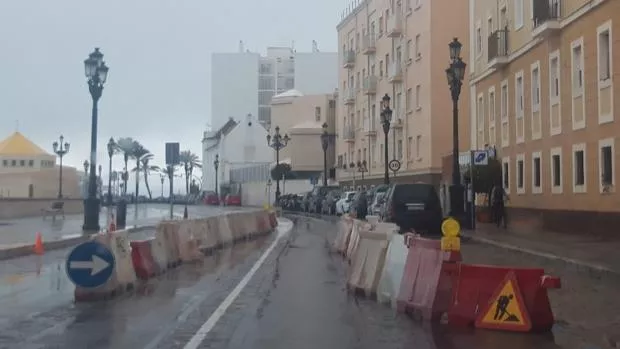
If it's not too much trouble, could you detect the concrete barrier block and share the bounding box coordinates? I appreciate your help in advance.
[176,220,203,263]
[156,221,181,268]
[217,214,233,246]
[74,229,136,302]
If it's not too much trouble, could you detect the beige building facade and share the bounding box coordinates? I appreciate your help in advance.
[336,0,471,187]
[469,0,619,233]
[270,90,337,175]
[0,132,81,198]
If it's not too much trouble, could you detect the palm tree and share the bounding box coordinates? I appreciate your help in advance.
[160,165,179,199]
[179,150,202,195]
[139,154,159,199]
[131,141,150,201]
[116,137,135,195]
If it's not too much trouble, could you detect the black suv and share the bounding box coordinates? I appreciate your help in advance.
[382,183,443,237]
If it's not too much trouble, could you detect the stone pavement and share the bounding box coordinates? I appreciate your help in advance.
[463,222,620,274]
[0,204,174,247]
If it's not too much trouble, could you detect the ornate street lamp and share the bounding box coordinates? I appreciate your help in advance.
[83,48,109,231]
[380,94,393,185]
[52,135,70,199]
[106,137,115,206]
[445,38,467,217]
[160,173,165,198]
[83,160,89,174]
[214,154,220,201]
[267,126,290,204]
[357,160,368,182]
[320,122,330,186]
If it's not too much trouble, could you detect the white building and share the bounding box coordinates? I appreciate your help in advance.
[202,114,273,192]
[210,41,338,129]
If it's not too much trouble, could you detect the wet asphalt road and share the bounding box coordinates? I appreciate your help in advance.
[0,215,587,349]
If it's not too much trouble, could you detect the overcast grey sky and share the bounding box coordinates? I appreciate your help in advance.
[0,0,344,194]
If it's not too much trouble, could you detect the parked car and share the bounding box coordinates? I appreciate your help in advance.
[308,185,340,213]
[369,192,386,216]
[366,184,389,213]
[381,183,443,237]
[336,191,357,215]
[349,190,368,220]
[203,191,219,205]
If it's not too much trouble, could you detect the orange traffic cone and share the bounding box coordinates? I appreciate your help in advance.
[34,232,44,255]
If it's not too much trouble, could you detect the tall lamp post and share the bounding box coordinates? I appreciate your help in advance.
[83,47,109,231]
[445,38,467,218]
[380,94,393,185]
[213,154,220,201]
[83,160,89,175]
[267,126,290,204]
[160,174,165,198]
[106,137,115,206]
[320,122,330,186]
[52,135,70,199]
[357,160,368,183]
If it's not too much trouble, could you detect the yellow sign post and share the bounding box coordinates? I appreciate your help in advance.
[440,217,461,252]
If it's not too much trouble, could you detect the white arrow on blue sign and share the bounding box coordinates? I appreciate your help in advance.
[66,241,115,288]
[473,150,489,165]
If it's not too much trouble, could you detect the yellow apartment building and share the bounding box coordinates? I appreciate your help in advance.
[336,0,470,188]
[469,0,619,233]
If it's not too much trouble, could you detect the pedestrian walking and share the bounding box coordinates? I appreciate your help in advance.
[491,183,509,228]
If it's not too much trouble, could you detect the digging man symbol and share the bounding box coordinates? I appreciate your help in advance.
[494,294,518,322]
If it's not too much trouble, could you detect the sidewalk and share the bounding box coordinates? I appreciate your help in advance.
[463,222,620,274]
[0,204,171,248]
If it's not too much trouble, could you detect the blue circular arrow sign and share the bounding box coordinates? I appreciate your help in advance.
[66,241,115,288]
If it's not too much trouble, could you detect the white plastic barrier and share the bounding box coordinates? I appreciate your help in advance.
[347,223,392,297]
[150,230,169,273]
[376,224,407,306]
[75,229,137,301]
[334,215,354,253]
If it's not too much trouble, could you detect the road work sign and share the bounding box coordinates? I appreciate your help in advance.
[476,271,532,332]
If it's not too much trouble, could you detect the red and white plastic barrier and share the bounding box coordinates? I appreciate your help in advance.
[74,209,277,302]
[337,216,562,333]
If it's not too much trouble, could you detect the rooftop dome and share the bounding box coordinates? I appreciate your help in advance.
[0,132,50,156]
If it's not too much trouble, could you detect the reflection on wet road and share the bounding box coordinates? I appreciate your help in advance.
[0,216,583,349]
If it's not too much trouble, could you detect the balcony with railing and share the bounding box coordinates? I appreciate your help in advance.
[532,0,561,38]
[342,124,355,142]
[387,14,403,37]
[488,28,509,69]
[388,61,403,83]
[363,118,377,137]
[362,34,376,54]
[343,88,356,105]
[363,75,377,95]
[342,49,356,68]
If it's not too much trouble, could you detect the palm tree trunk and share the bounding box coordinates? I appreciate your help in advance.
[144,168,153,199]
[123,159,129,195]
[135,160,140,201]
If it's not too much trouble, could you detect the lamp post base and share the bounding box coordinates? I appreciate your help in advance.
[82,197,101,232]
[183,205,188,219]
[449,184,465,220]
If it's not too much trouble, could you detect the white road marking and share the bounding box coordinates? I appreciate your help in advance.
[182,219,292,349]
